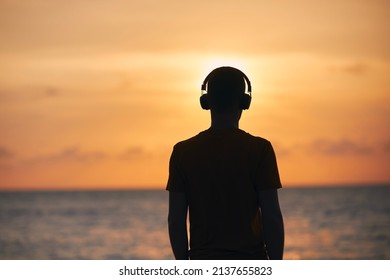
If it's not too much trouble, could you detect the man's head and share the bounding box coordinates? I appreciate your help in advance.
[200,66,251,113]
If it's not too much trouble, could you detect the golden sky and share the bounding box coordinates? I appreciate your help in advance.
[1,0,389,189]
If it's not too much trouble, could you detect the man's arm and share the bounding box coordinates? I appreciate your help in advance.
[168,191,189,259]
[257,188,284,260]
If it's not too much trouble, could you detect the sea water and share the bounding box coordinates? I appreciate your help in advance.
[0,186,389,259]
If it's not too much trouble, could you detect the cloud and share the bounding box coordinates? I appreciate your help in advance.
[118,147,150,161]
[328,62,369,75]
[276,139,383,158]
[42,87,60,98]
[0,147,16,171]
[383,141,390,153]
[0,147,14,159]
[272,142,291,158]
[0,86,61,103]
[27,146,108,165]
[308,139,374,156]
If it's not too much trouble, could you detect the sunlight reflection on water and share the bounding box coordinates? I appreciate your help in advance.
[0,186,389,259]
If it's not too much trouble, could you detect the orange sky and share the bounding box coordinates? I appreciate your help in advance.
[0,0,389,189]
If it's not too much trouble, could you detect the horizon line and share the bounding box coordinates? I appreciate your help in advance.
[0,182,389,192]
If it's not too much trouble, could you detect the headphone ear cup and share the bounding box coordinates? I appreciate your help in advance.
[241,94,251,110]
[200,94,210,110]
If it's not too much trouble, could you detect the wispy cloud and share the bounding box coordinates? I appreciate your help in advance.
[0,147,16,171]
[308,139,374,156]
[276,139,385,157]
[118,146,150,161]
[383,141,390,153]
[272,142,291,158]
[0,147,14,159]
[0,86,61,104]
[42,87,60,98]
[20,144,159,166]
[26,146,108,165]
[328,62,369,75]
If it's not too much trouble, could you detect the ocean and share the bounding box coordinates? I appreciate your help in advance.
[0,186,389,260]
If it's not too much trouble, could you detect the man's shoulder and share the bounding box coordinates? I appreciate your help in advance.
[173,129,271,150]
[173,131,207,150]
[239,129,270,144]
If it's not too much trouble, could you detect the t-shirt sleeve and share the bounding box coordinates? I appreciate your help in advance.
[255,141,282,191]
[166,144,186,192]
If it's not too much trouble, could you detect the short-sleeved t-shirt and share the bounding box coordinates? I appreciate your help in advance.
[166,128,282,259]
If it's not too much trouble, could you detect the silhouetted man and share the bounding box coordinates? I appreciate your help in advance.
[167,66,284,260]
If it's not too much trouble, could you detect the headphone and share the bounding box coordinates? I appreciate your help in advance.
[200,67,252,110]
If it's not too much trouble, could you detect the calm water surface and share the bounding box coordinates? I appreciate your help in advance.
[0,186,389,259]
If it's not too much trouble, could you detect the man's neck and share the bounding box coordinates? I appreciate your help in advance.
[210,110,241,129]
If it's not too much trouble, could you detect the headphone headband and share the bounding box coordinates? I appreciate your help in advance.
[201,67,252,96]
[200,67,252,110]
